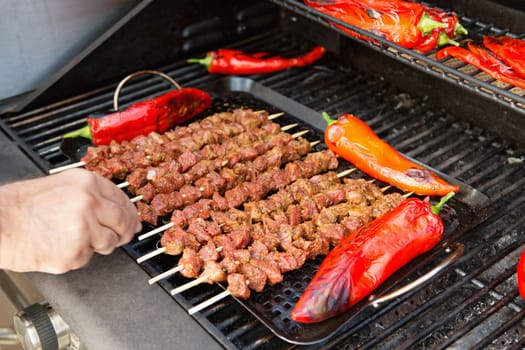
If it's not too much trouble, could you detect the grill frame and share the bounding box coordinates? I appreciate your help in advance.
[1,5,525,349]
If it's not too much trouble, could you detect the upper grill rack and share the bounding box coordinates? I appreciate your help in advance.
[268,0,525,113]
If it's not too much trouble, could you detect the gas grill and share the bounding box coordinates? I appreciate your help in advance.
[1,0,524,349]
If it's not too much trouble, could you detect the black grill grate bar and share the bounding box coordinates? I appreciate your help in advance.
[461,303,525,350]
[360,236,525,349]
[477,165,525,196]
[270,0,525,113]
[437,277,522,349]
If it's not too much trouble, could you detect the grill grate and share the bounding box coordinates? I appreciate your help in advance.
[1,31,524,349]
[268,0,525,114]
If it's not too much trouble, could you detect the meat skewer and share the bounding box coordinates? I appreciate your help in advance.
[137,137,321,240]
[144,176,398,286]
[135,150,339,263]
[127,128,311,206]
[135,135,316,226]
[85,109,281,180]
[117,123,298,190]
[49,110,284,175]
[168,190,406,296]
[146,169,358,283]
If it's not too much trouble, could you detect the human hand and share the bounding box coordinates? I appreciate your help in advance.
[0,168,142,274]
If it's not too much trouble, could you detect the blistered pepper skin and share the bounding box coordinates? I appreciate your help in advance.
[291,197,444,323]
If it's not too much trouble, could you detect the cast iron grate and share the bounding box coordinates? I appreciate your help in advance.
[1,31,524,349]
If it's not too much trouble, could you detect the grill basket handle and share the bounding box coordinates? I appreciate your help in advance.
[113,70,182,111]
[368,242,465,308]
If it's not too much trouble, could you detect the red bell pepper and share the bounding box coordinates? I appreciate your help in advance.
[436,42,525,90]
[291,193,454,323]
[64,88,212,146]
[323,112,459,197]
[187,46,326,75]
[303,0,466,52]
[518,248,525,299]
[483,36,525,78]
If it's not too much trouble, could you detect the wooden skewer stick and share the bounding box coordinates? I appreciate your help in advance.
[136,247,166,264]
[268,112,284,120]
[337,167,356,178]
[291,130,309,138]
[170,275,209,296]
[48,161,86,174]
[188,290,231,315]
[280,123,298,131]
[129,195,143,203]
[148,265,183,285]
[139,222,174,241]
[117,181,130,189]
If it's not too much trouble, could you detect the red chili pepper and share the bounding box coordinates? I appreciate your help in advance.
[483,36,525,78]
[323,112,459,196]
[436,42,525,90]
[63,88,212,145]
[291,193,454,323]
[304,0,465,52]
[518,249,525,299]
[187,46,326,75]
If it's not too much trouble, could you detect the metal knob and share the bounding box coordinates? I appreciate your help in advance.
[13,302,72,350]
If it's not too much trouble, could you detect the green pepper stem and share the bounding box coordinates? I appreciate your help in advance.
[187,55,212,70]
[322,112,337,126]
[437,32,460,47]
[417,12,448,36]
[431,192,455,215]
[454,22,468,36]
[63,124,92,140]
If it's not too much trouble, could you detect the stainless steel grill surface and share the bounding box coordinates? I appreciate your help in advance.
[1,25,524,350]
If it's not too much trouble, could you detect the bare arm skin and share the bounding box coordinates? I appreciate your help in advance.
[0,168,142,274]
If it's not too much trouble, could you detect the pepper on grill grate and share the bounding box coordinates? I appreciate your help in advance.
[187,46,326,75]
[64,88,212,146]
[291,193,454,323]
[303,0,467,52]
[518,249,525,299]
[322,112,459,197]
[436,41,525,90]
[482,36,525,78]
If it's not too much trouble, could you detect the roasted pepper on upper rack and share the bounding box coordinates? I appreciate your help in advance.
[436,41,525,90]
[64,88,212,146]
[187,46,326,75]
[323,112,459,196]
[482,36,525,78]
[303,0,467,53]
[291,193,454,323]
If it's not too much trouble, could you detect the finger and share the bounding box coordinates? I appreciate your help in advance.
[92,198,139,245]
[90,225,120,255]
[91,174,141,233]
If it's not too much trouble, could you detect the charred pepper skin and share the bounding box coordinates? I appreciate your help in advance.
[323,112,459,197]
[483,36,525,78]
[188,46,326,75]
[64,88,212,146]
[436,42,525,90]
[304,0,466,53]
[291,195,452,323]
